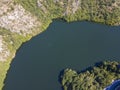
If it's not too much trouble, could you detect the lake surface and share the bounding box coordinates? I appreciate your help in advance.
[3,21,120,90]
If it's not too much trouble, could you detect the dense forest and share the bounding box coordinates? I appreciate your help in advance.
[61,61,120,90]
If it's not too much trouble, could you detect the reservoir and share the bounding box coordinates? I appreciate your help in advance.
[3,20,120,90]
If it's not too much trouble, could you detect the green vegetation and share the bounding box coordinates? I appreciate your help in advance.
[63,0,120,25]
[14,0,64,21]
[0,27,32,89]
[14,0,120,25]
[61,61,120,90]
[0,0,120,90]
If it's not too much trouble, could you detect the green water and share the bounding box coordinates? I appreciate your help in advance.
[3,21,120,90]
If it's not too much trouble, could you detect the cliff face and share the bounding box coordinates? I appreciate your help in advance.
[0,0,120,90]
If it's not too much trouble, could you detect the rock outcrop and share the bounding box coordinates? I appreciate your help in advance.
[0,1,41,35]
[0,36,10,62]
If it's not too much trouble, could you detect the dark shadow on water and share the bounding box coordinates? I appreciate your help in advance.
[58,61,104,90]
[58,69,65,90]
[95,61,104,67]
[77,61,103,73]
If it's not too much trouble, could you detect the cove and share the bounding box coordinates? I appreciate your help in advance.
[3,20,120,90]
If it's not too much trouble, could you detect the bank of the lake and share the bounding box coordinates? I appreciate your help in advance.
[3,21,120,90]
[1,0,120,90]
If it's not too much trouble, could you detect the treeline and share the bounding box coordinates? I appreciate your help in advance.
[63,0,120,25]
[61,61,120,90]
[14,0,120,26]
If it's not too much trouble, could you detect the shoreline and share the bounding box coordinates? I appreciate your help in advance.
[1,0,120,90]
